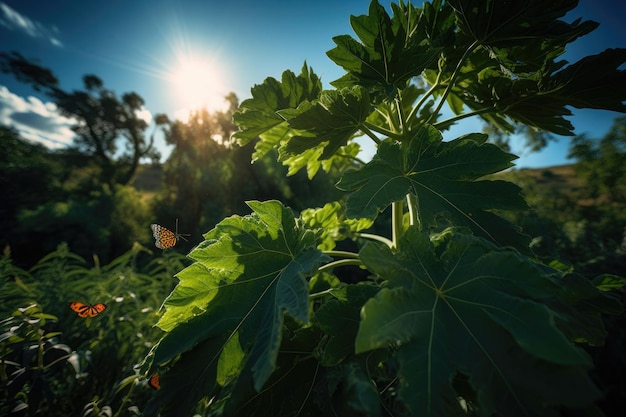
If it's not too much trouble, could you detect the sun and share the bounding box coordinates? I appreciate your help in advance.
[169,56,229,119]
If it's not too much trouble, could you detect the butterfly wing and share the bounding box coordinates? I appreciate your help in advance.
[151,224,177,249]
[69,302,107,318]
[148,373,160,390]
[91,303,107,316]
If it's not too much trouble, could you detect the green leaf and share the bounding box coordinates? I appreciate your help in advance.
[144,201,330,415]
[550,49,626,113]
[315,284,379,365]
[327,1,440,97]
[549,273,624,346]
[593,273,626,292]
[300,201,374,251]
[279,86,373,159]
[356,227,601,416]
[279,141,361,179]
[337,362,381,417]
[337,125,530,250]
[232,63,322,157]
[448,0,597,47]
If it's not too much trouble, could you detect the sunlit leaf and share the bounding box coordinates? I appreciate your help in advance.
[300,201,374,251]
[278,86,372,159]
[327,1,440,98]
[232,63,322,156]
[143,201,330,416]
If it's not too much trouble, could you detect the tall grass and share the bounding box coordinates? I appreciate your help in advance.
[1,243,188,416]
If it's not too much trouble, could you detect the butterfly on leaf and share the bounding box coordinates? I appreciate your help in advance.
[68,302,107,318]
[148,373,160,390]
[150,219,190,249]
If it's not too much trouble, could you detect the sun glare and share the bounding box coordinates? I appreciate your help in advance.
[169,56,229,121]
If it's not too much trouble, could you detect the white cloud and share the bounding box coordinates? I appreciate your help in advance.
[0,2,63,47]
[135,107,152,125]
[0,85,76,148]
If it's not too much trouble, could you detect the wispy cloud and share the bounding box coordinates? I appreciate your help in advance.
[0,2,63,47]
[0,85,76,148]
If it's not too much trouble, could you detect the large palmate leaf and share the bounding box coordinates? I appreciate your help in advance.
[356,227,601,416]
[143,201,329,416]
[232,63,322,159]
[327,0,440,96]
[278,86,372,159]
[447,0,596,47]
[448,49,626,136]
[337,125,530,250]
[428,0,626,136]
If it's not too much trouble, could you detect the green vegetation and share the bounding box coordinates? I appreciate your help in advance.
[1,243,188,416]
[2,1,626,416]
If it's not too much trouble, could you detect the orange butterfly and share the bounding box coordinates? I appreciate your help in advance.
[150,219,190,249]
[148,373,160,390]
[68,302,107,318]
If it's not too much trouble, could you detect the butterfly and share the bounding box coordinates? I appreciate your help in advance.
[150,219,190,249]
[68,302,107,318]
[148,373,160,390]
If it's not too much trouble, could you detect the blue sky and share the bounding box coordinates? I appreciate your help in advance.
[1,0,625,168]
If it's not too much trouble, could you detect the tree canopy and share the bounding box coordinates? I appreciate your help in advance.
[0,51,159,186]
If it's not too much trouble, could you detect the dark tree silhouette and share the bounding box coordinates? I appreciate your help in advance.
[0,51,159,185]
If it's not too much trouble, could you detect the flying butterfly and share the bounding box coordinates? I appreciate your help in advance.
[148,373,160,390]
[69,302,107,318]
[150,219,190,249]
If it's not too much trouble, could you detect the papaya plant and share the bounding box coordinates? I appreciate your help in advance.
[141,1,626,416]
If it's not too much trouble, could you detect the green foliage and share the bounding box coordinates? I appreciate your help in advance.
[569,116,626,202]
[142,1,626,416]
[154,98,344,238]
[0,51,160,187]
[0,304,71,416]
[1,127,154,266]
[0,244,187,416]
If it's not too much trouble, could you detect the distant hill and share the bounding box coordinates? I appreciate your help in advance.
[511,164,585,195]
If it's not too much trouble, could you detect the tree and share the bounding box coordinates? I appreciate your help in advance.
[569,116,626,202]
[141,1,626,416]
[0,52,159,186]
[153,94,343,238]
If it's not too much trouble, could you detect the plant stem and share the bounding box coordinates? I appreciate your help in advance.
[409,74,441,122]
[309,288,334,299]
[427,40,480,125]
[318,258,363,272]
[324,250,360,259]
[392,200,404,248]
[432,107,492,131]
[406,193,420,230]
[360,123,384,144]
[356,233,394,248]
[362,121,402,141]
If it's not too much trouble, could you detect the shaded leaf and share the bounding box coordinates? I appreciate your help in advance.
[356,227,601,416]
